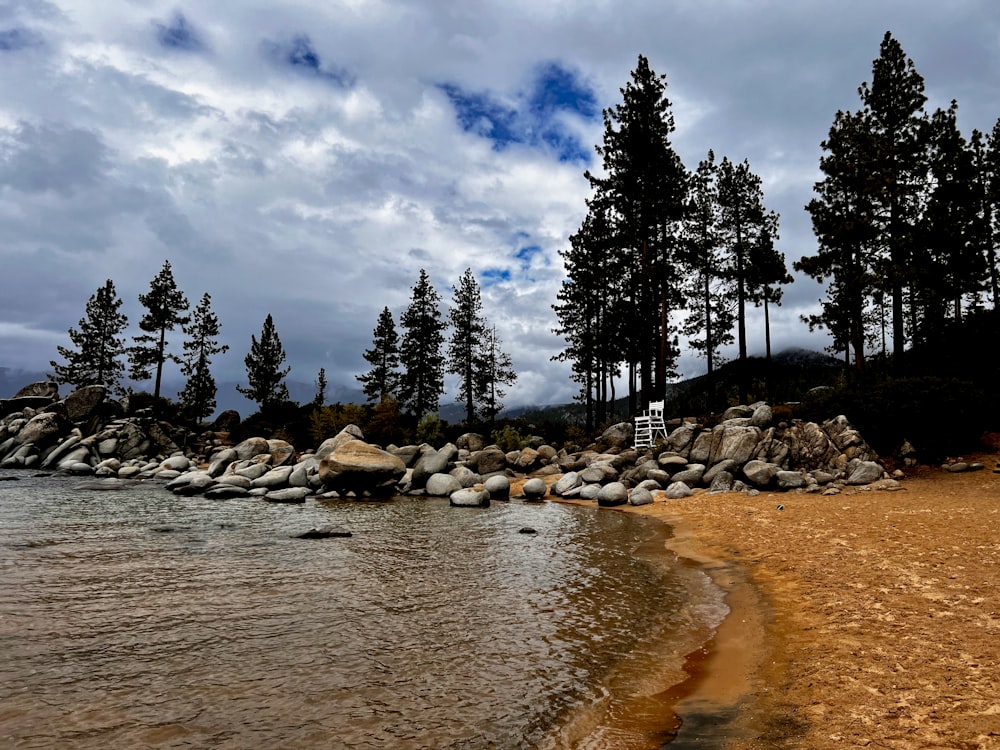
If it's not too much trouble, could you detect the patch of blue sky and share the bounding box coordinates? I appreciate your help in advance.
[439,61,598,163]
[515,244,542,269]
[154,12,207,53]
[0,27,41,51]
[480,267,512,287]
[269,34,354,87]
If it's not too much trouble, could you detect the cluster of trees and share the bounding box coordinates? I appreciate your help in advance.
[356,268,516,424]
[50,261,227,421]
[49,262,516,428]
[553,55,789,429]
[798,31,1000,374]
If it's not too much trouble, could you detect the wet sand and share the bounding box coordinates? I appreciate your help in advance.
[618,448,1000,749]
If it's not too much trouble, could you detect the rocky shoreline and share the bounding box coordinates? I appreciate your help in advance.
[1,381,910,505]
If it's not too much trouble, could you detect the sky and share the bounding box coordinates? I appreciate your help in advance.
[2,0,1000,411]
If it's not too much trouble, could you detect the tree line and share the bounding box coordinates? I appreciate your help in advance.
[555,35,1000,430]
[48,261,516,426]
[798,31,1000,375]
[553,54,790,430]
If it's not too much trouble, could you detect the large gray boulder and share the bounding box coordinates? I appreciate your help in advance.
[468,447,508,476]
[233,437,271,461]
[483,474,510,499]
[14,381,59,400]
[319,440,406,496]
[61,385,107,422]
[14,410,70,447]
[450,488,490,507]
[552,471,582,496]
[846,460,885,485]
[597,481,628,507]
[522,477,547,501]
[425,472,462,497]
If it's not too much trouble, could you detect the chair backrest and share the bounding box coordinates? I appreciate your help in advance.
[647,400,664,417]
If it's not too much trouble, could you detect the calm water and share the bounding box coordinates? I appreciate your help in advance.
[0,471,726,749]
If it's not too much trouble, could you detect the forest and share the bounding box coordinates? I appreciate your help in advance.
[554,33,1000,442]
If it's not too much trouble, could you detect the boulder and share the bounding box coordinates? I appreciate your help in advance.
[450,488,490,507]
[233,437,271,461]
[14,410,70,447]
[319,440,406,495]
[61,385,107,422]
[456,433,486,453]
[426,472,462,497]
[600,422,633,450]
[294,525,352,539]
[14,381,59,400]
[522,477,547,501]
[671,464,705,486]
[266,439,296,467]
[664,481,694,499]
[251,466,295,489]
[449,465,481,488]
[597,481,628,507]
[469,447,508,475]
[846,460,885,485]
[264,487,311,503]
[629,487,654,506]
[742,459,779,488]
[776,470,807,490]
[552,471,582,496]
[483,474,510,499]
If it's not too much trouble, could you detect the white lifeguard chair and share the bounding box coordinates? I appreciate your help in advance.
[633,400,667,449]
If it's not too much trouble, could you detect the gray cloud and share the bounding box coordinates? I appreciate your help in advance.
[1,0,998,409]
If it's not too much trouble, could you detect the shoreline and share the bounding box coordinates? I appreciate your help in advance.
[595,448,1000,749]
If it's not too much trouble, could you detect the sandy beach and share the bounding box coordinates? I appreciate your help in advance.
[618,444,1000,749]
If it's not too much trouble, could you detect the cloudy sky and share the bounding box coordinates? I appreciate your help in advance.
[2,0,999,411]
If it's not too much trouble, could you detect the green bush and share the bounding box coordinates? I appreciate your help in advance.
[491,424,526,452]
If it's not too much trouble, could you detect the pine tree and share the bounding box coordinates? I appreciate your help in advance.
[178,292,228,421]
[128,260,190,399]
[448,268,488,424]
[398,270,445,418]
[916,101,987,343]
[747,219,793,362]
[314,367,328,407]
[237,313,291,411]
[586,54,689,409]
[553,193,624,428]
[858,30,929,373]
[356,307,400,403]
[680,150,735,375]
[800,108,880,372]
[475,325,517,423]
[50,279,128,394]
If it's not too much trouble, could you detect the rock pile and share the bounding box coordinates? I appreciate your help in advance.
[2,383,894,506]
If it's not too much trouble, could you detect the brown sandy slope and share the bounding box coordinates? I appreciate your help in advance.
[622,447,1000,749]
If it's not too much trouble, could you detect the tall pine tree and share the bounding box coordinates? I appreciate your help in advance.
[586,54,689,410]
[237,313,290,411]
[50,279,128,394]
[398,270,445,419]
[178,292,228,421]
[680,150,735,375]
[128,260,190,399]
[448,268,488,424]
[859,31,929,373]
[475,325,517,423]
[357,306,400,403]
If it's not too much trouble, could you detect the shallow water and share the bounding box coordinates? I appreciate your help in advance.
[0,471,726,749]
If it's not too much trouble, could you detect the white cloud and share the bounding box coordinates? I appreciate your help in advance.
[1,0,996,411]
